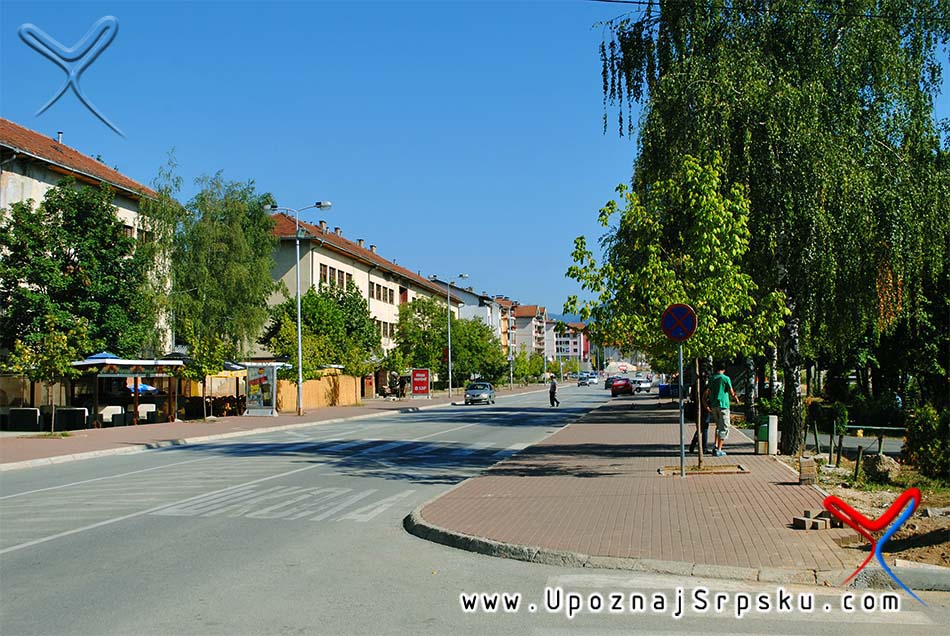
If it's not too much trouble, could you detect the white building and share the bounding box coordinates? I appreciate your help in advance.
[270,213,461,354]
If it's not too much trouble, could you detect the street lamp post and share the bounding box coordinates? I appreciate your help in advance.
[433,274,468,398]
[265,201,333,416]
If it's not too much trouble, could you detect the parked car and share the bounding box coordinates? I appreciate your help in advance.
[604,375,619,390]
[464,382,495,405]
[611,377,633,397]
[634,378,653,393]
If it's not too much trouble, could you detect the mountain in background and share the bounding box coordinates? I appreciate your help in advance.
[548,312,582,324]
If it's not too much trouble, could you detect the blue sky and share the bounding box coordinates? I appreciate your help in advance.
[2,1,947,316]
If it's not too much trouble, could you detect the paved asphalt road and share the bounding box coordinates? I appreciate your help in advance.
[2,387,947,635]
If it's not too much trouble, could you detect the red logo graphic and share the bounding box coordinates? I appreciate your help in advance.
[823,487,924,605]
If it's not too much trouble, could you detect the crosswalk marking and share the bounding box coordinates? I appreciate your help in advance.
[358,440,414,455]
[493,442,530,457]
[322,438,380,452]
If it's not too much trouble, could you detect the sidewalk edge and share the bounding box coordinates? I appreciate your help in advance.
[404,505,950,591]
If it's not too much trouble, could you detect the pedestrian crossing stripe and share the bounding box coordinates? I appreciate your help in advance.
[152,485,415,522]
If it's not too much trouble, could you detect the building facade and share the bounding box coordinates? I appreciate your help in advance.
[269,213,461,355]
[512,304,548,356]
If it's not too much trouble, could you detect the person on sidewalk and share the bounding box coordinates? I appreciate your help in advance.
[703,362,738,457]
[549,378,560,407]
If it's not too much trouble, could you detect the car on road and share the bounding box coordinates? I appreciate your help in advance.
[577,375,591,386]
[611,377,633,397]
[464,382,495,405]
[634,378,653,393]
[604,375,619,390]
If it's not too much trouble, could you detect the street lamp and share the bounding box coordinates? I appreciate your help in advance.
[431,273,468,398]
[265,201,333,416]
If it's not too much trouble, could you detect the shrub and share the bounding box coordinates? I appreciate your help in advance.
[758,392,783,417]
[904,405,950,480]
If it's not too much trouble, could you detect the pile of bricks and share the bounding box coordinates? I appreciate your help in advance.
[799,456,818,485]
[793,509,845,530]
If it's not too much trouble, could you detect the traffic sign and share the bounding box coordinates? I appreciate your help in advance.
[661,304,697,342]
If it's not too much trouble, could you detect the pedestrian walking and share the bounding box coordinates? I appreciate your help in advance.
[549,378,560,407]
[703,362,738,457]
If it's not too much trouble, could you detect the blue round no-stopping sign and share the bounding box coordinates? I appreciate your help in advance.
[661,304,697,342]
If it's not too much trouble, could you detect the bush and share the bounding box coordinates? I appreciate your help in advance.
[758,392,783,416]
[904,405,950,480]
[851,393,905,428]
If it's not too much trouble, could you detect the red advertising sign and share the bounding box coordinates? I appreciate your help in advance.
[411,368,430,398]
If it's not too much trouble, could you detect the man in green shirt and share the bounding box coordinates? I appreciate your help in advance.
[703,363,739,457]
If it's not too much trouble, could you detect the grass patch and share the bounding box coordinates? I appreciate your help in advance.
[852,467,950,500]
[26,431,72,438]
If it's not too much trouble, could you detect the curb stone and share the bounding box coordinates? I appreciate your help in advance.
[405,506,950,592]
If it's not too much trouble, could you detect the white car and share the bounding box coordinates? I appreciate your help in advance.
[634,378,653,393]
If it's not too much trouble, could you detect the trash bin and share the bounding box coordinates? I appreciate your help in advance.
[755,415,778,455]
[755,421,769,455]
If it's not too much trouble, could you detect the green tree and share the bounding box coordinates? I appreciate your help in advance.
[3,315,88,432]
[0,179,157,357]
[178,319,229,420]
[596,2,948,452]
[566,154,786,370]
[259,281,380,380]
[393,296,449,380]
[172,174,277,370]
[450,318,507,385]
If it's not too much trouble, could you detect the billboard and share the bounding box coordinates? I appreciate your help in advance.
[411,368,430,398]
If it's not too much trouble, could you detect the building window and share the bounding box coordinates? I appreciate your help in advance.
[328,266,337,285]
[388,288,394,304]
[320,264,328,284]
[346,273,352,286]
[337,270,345,286]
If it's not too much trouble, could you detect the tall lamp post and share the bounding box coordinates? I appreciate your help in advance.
[265,201,333,416]
[432,274,468,398]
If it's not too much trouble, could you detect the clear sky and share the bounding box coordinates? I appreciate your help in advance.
[2,1,947,316]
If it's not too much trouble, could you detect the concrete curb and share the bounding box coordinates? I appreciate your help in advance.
[404,506,950,591]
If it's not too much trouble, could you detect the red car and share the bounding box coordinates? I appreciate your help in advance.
[611,377,633,397]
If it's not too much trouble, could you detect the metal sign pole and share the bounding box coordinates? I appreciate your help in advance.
[679,343,685,478]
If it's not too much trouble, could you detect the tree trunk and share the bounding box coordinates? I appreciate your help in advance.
[779,317,804,455]
[743,356,756,422]
[47,382,56,434]
[769,347,779,398]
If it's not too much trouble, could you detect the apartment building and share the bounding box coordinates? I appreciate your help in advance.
[494,297,516,355]
[0,118,154,240]
[429,281,503,343]
[269,214,461,354]
[511,304,547,356]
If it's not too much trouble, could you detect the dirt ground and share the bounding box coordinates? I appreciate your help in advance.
[778,453,950,568]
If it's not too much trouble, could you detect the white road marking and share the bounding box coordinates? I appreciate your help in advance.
[336,489,416,522]
[0,463,320,555]
[493,442,530,457]
[358,440,414,455]
[0,456,216,500]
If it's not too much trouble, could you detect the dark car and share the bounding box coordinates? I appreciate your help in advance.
[464,382,496,405]
[611,377,633,397]
[604,375,619,390]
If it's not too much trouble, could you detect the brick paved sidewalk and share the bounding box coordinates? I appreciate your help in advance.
[414,397,862,575]
[0,385,546,468]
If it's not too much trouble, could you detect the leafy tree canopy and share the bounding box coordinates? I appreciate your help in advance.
[566,154,787,363]
[0,178,157,358]
[172,173,277,366]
